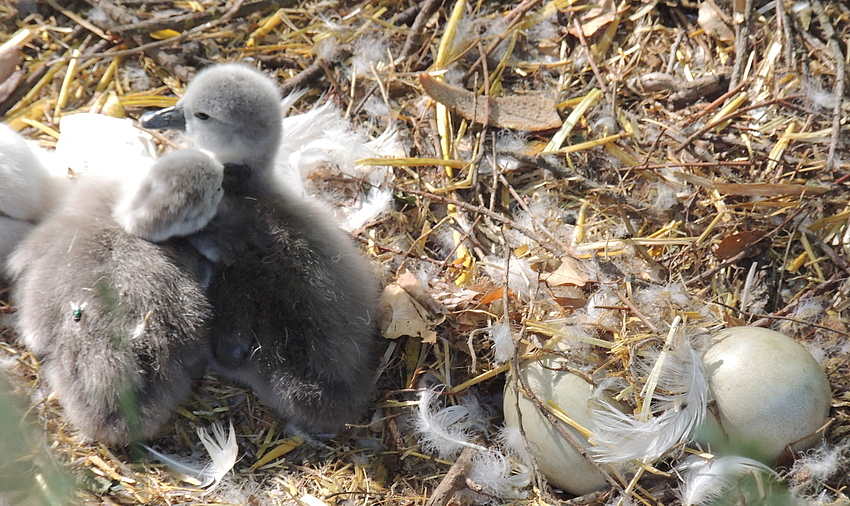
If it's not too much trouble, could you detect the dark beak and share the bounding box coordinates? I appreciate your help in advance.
[139,106,186,131]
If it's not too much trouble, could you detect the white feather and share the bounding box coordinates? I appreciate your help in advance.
[590,335,707,463]
[488,322,515,365]
[197,422,239,487]
[413,387,487,460]
[272,100,400,229]
[145,422,237,489]
[467,448,530,500]
[679,455,777,506]
[494,425,534,465]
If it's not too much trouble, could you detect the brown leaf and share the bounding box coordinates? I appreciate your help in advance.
[566,0,627,38]
[698,2,735,42]
[379,283,444,343]
[544,257,590,287]
[480,287,516,305]
[714,230,767,260]
[553,297,588,310]
[397,271,447,315]
[419,73,562,131]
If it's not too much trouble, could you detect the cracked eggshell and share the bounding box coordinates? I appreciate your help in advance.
[503,357,612,495]
[697,326,832,464]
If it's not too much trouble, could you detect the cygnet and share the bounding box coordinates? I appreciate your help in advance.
[140,64,382,436]
[0,124,54,269]
[6,149,223,445]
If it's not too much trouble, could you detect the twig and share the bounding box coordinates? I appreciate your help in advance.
[460,0,543,82]
[503,152,663,222]
[799,226,850,275]
[43,0,113,42]
[682,78,750,127]
[750,272,844,328]
[353,235,444,265]
[424,445,476,506]
[572,16,607,93]
[673,94,803,154]
[397,0,445,64]
[396,187,567,256]
[513,356,624,494]
[280,45,353,96]
[108,0,278,35]
[729,0,753,89]
[712,301,850,336]
[497,174,570,253]
[72,0,248,60]
[613,290,658,334]
[810,0,846,172]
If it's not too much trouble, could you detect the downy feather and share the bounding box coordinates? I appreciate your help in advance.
[413,387,487,460]
[590,335,708,463]
[679,455,778,506]
[466,448,531,500]
[145,422,237,489]
[488,322,515,365]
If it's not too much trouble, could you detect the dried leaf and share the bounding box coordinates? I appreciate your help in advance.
[397,271,447,315]
[553,297,588,310]
[714,231,767,260]
[419,73,562,131]
[150,29,181,40]
[566,0,627,38]
[698,2,735,42]
[379,283,444,343]
[480,287,513,305]
[544,258,590,287]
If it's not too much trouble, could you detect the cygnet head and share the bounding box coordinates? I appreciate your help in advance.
[113,149,224,242]
[139,64,283,191]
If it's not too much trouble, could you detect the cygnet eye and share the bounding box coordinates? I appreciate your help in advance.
[195,112,210,121]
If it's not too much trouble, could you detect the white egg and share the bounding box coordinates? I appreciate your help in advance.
[503,357,613,495]
[697,326,832,463]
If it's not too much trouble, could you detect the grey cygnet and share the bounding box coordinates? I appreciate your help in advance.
[0,124,54,271]
[6,149,223,445]
[140,64,382,436]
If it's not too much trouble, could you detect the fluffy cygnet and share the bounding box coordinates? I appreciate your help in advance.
[140,64,383,436]
[114,149,224,242]
[0,124,54,269]
[6,149,223,445]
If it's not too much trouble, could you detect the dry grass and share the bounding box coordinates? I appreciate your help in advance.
[1,0,849,504]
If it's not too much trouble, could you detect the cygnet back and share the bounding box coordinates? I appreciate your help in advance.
[198,192,382,435]
[6,150,222,445]
[114,149,224,242]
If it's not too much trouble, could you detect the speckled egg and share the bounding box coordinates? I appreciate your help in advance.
[503,357,612,495]
[697,326,832,463]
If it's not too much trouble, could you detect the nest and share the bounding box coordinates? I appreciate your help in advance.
[1,0,849,504]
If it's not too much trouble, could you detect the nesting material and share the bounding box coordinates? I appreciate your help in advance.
[1,0,849,503]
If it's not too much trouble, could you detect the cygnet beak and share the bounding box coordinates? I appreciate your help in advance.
[139,106,186,131]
